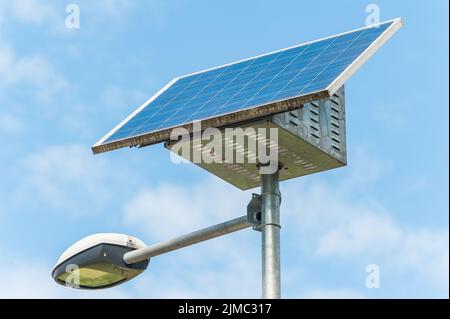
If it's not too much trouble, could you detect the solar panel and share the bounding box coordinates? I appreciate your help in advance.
[92,18,402,154]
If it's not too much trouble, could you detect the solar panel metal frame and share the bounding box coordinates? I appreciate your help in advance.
[92,18,403,155]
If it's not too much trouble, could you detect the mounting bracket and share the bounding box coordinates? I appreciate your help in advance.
[247,193,262,231]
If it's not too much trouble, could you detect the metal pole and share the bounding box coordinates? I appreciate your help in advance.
[260,169,281,299]
[123,216,251,264]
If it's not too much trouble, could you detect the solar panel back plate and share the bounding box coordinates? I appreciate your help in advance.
[92,18,402,154]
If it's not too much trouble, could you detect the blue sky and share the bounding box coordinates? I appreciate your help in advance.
[0,0,448,298]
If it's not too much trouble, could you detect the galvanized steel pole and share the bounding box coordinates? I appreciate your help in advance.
[260,169,281,299]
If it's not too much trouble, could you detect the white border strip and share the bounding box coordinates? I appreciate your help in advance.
[93,78,179,147]
[179,18,401,79]
[327,17,403,95]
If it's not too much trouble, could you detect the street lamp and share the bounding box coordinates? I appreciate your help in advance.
[53,18,402,297]
[53,217,255,289]
[52,233,149,289]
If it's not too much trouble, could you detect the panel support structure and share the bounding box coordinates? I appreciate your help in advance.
[260,168,281,299]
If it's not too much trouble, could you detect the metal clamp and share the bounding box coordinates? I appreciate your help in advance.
[260,191,282,204]
[247,193,262,231]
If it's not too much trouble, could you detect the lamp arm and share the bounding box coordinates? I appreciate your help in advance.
[123,215,251,264]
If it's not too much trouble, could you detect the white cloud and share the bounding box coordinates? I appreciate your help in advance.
[301,289,365,299]
[2,145,446,298]
[87,0,136,21]
[371,99,411,128]
[124,178,251,240]
[0,1,6,25]
[0,254,132,299]
[123,177,264,298]
[131,238,261,298]
[316,211,401,257]
[100,85,147,113]
[15,144,129,217]
[9,0,60,27]
[281,175,449,294]
[0,0,69,34]
[392,229,449,289]
[122,148,449,298]
[341,146,388,188]
[297,180,449,291]
[0,44,68,102]
[0,0,160,34]
[405,176,429,192]
[0,112,24,133]
[0,238,260,298]
[82,0,170,29]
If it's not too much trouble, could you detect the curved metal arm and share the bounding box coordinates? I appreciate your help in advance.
[123,216,251,264]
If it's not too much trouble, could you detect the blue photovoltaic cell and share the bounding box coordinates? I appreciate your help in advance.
[102,21,393,144]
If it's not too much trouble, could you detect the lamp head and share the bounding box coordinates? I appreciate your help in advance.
[52,233,149,289]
